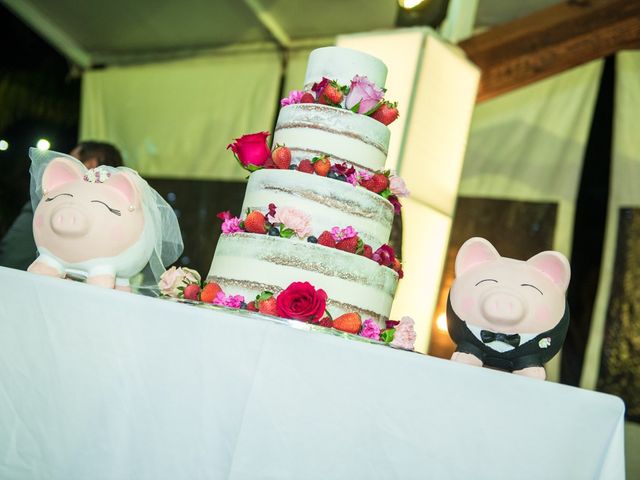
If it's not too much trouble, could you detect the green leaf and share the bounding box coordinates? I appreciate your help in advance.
[280,228,295,239]
[380,328,395,344]
[255,291,274,304]
[380,188,392,199]
[349,101,361,113]
[356,238,364,255]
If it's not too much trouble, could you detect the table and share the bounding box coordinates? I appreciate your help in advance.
[0,267,626,479]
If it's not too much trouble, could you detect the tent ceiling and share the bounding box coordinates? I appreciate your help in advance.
[2,0,562,67]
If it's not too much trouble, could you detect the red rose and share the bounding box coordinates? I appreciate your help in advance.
[227,131,271,171]
[276,281,328,322]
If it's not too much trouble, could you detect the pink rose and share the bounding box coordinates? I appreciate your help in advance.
[345,75,384,114]
[158,266,201,297]
[281,90,305,107]
[276,282,327,322]
[227,132,271,171]
[360,318,381,341]
[390,176,410,197]
[273,206,312,238]
[391,316,416,350]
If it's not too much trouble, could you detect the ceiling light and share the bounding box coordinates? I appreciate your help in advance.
[398,0,427,9]
[37,139,50,151]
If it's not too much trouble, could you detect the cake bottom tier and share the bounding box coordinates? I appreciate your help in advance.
[207,233,398,326]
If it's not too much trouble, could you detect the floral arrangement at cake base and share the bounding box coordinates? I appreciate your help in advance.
[158,268,415,350]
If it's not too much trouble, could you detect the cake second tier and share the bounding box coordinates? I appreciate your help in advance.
[273,103,390,174]
[242,169,394,248]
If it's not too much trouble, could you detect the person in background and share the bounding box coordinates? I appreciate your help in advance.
[0,141,124,271]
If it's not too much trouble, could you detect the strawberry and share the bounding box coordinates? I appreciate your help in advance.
[183,284,201,300]
[317,231,336,248]
[371,101,399,126]
[200,282,222,303]
[318,316,333,328]
[258,296,277,316]
[313,156,331,176]
[300,92,315,103]
[392,258,404,279]
[297,159,314,174]
[333,312,362,334]
[318,82,344,105]
[362,173,389,194]
[272,146,291,169]
[362,244,373,259]
[336,236,359,253]
[244,211,267,234]
[246,301,258,312]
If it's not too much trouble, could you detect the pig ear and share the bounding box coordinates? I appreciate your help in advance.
[42,157,85,193]
[106,171,139,205]
[526,251,571,292]
[455,237,501,277]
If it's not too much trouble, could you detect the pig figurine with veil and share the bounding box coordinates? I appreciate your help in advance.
[27,148,183,291]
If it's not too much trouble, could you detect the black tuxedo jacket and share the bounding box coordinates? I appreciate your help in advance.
[446,295,570,372]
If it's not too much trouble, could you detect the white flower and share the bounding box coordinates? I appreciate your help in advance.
[538,337,551,349]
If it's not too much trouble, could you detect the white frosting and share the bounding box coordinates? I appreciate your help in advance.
[304,47,388,90]
[208,233,398,325]
[274,104,389,173]
[242,169,393,248]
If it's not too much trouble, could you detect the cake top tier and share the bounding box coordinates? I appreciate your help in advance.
[304,47,388,90]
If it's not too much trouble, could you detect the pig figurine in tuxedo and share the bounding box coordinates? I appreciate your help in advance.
[447,237,571,380]
[28,154,158,289]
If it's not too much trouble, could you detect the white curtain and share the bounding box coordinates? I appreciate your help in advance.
[80,50,282,180]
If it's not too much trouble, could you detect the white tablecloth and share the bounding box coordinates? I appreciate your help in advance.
[0,267,626,479]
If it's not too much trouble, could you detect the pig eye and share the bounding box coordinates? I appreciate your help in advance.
[91,200,122,216]
[475,279,498,286]
[521,284,543,295]
[45,193,73,201]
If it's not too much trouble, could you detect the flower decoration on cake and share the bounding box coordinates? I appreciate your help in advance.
[227,132,271,171]
[360,318,381,341]
[271,206,312,239]
[390,316,417,350]
[345,75,384,115]
[158,266,201,297]
[279,74,398,126]
[276,281,328,322]
[213,292,246,309]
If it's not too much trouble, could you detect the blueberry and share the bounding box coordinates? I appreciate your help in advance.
[336,174,347,182]
[268,226,280,236]
[307,236,318,243]
[289,164,297,170]
[327,171,339,180]
[240,302,247,309]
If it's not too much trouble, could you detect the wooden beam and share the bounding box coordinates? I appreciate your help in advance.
[459,0,640,102]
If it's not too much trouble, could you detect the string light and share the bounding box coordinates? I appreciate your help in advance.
[36,139,51,151]
[0,140,8,151]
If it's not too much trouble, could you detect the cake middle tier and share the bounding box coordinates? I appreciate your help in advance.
[273,103,390,173]
[242,169,394,248]
[208,233,399,325]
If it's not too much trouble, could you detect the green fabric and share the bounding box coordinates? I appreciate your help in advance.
[80,50,282,180]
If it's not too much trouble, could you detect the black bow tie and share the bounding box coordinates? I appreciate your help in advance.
[480,330,521,347]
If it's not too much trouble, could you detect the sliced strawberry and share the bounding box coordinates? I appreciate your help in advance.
[317,231,336,248]
[336,236,359,253]
[333,312,362,334]
[297,159,314,174]
[300,92,315,103]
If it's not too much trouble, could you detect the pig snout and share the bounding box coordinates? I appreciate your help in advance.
[50,206,90,237]
[480,291,525,325]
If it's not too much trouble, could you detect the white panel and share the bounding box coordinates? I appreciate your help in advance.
[337,29,426,172]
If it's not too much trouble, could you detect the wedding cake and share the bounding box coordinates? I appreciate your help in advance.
[207,47,408,327]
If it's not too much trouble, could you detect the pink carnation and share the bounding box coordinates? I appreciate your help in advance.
[213,292,245,309]
[281,90,305,107]
[222,216,242,234]
[273,206,312,238]
[390,176,410,197]
[360,318,381,341]
[372,244,396,267]
[345,172,358,186]
[330,226,358,242]
[345,75,384,114]
[391,316,416,350]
